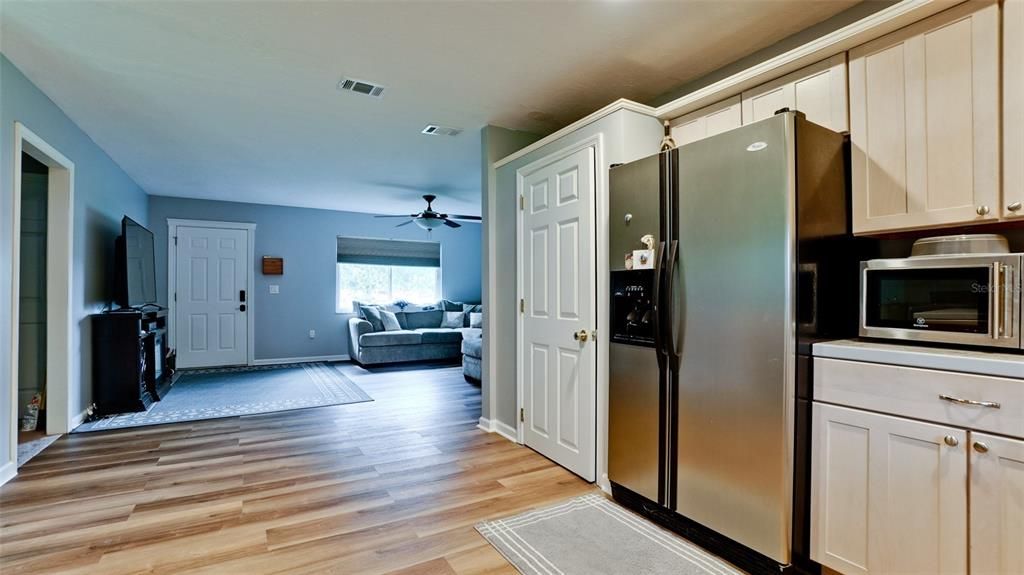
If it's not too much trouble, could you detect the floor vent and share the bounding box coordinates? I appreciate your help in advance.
[337,77,385,98]
[422,125,462,137]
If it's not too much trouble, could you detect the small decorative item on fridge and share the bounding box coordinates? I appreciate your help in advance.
[632,234,656,270]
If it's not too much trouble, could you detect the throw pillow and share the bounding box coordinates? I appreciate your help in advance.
[441,311,464,329]
[380,310,402,332]
[359,306,385,332]
[440,299,464,312]
[404,310,444,330]
[469,312,483,328]
[462,303,482,326]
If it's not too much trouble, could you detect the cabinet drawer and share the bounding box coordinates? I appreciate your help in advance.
[814,358,1024,438]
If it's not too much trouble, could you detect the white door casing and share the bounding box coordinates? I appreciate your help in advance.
[170,223,253,368]
[518,145,597,482]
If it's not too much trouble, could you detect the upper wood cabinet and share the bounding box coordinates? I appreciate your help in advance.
[1004,0,1024,220]
[669,96,742,147]
[849,1,1001,235]
[741,54,849,132]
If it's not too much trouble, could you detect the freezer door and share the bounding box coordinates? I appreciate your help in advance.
[608,153,665,503]
[674,113,796,563]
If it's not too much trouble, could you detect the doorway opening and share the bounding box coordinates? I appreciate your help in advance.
[5,122,75,482]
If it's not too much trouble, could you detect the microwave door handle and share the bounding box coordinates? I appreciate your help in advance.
[991,262,1003,339]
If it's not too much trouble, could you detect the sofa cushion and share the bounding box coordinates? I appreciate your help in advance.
[380,310,403,331]
[414,328,463,344]
[440,299,464,312]
[359,330,422,347]
[404,310,443,330]
[440,311,464,329]
[457,327,482,340]
[359,306,385,332]
[461,337,482,358]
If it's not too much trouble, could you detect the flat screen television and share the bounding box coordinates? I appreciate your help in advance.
[113,216,158,309]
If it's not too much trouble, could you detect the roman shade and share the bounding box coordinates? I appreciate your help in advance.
[337,237,441,267]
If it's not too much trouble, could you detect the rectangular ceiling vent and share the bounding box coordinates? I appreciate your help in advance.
[337,77,385,98]
[421,124,462,137]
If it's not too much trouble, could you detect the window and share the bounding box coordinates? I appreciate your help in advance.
[336,237,441,313]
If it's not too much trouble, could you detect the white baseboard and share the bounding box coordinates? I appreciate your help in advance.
[0,460,16,487]
[251,354,349,366]
[478,417,519,444]
[71,407,90,430]
[598,473,612,494]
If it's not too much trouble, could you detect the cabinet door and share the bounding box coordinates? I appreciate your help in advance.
[741,54,848,132]
[849,1,1000,234]
[811,403,967,575]
[1004,0,1024,220]
[970,432,1024,575]
[669,96,742,147]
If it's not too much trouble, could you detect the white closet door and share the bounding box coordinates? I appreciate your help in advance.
[519,146,596,481]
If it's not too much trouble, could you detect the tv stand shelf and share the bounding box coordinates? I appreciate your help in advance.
[91,309,174,416]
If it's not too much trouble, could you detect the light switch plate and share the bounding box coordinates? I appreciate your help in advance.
[269,285,280,294]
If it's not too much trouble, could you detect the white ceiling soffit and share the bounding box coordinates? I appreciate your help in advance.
[0,1,858,216]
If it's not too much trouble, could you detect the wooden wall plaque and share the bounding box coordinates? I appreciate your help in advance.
[262,256,284,275]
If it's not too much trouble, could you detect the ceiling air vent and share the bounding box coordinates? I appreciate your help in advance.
[421,124,462,137]
[337,77,385,98]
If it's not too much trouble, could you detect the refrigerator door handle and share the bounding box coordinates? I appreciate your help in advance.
[652,241,668,371]
[664,239,681,370]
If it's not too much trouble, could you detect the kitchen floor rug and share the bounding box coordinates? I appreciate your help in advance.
[476,493,744,575]
[73,362,372,433]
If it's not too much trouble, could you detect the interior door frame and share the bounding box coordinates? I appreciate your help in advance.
[5,122,76,484]
[515,134,603,466]
[166,219,256,367]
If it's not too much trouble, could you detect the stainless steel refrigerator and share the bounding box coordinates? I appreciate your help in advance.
[608,111,859,570]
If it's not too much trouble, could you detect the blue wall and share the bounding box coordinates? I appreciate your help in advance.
[148,196,482,361]
[0,54,150,461]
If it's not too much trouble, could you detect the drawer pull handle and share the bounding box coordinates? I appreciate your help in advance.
[938,394,1001,409]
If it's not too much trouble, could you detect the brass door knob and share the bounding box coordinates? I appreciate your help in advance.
[944,435,959,447]
[976,205,990,216]
[973,441,989,453]
[573,329,589,342]
[1008,202,1022,212]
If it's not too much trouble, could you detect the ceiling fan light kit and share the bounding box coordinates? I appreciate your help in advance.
[374,194,482,232]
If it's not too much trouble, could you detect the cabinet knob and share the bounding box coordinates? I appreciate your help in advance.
[976,205,990,216]
[973,441,989,453]
[1008,202,1022,212]
[944,435,959,447]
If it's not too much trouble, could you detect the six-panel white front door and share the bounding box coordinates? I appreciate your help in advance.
[175,226,249,368]
[520,146,596,481]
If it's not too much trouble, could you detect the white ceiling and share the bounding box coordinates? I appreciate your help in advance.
[1,1,859,216]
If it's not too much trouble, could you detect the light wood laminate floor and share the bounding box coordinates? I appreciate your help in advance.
[0,364,596,574]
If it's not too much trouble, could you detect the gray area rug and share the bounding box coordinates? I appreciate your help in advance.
[74,362,372,433]
[17,434,60,467]
[477,493,744,575]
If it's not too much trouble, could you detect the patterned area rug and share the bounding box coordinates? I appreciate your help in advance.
[477,493,744,575]
[74,362,372,433]
[18,434,61,467]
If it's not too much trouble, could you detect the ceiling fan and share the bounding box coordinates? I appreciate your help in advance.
[375,194,481,230]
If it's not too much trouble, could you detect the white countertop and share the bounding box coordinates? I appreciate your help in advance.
[813,339,1024,380]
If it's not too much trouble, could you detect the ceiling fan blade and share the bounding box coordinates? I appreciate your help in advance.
[375,214,414,218]
[447,214,482,221]
[395,219,415,227]
[442,219,461,228]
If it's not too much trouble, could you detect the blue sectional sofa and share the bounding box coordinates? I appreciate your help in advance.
[346,303,482,366]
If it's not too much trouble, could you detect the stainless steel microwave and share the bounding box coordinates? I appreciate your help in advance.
[860,254,1022,349]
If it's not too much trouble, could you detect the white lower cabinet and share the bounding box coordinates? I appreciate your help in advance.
[970,432,1024,575]
[811,403,967,575]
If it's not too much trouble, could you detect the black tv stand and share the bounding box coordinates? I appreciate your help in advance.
[92,309,175,415]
